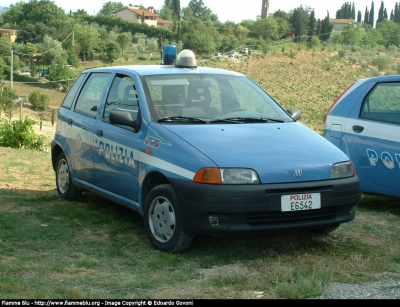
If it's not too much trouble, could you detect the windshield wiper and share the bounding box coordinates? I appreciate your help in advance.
[158,116,208,124]
[210,117,285,124]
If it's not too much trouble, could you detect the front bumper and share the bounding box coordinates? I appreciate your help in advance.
[170,176,360,236]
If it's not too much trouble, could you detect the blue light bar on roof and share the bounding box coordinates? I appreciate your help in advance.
[162,45,177,65]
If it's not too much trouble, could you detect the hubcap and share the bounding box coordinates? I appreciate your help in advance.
[57,159,69,194]
[148,196,176,243]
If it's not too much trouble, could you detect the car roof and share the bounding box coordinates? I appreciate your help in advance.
[83,65,245,77]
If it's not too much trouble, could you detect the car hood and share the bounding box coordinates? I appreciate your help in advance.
[163,122,350,183]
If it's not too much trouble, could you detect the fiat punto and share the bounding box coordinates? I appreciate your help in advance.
[51,45,360,253]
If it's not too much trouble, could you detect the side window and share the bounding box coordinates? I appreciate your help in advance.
[61,73,87,109]
[103,74,139,122]
[74,73,111,118]
[361,82,400,124]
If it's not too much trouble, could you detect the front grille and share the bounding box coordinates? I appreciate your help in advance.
[246,206,340,226]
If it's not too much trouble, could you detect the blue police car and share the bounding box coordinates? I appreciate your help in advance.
[324,74,400,199]
[51,45,360,253]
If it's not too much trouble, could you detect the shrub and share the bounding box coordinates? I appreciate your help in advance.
[372,55,391,71]
[0,117,47,150]
[28,90,50,111]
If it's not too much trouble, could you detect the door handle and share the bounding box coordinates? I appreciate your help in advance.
[96,130,103,137]
[67,118,73,125]
[352,125,364,133]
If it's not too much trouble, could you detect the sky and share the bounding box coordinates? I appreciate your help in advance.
[1,0,399,23]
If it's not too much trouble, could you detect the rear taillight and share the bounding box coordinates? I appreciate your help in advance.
[324,82,355,123]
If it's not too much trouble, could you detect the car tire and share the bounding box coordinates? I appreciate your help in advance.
[144,184,194,253]
[55,152,82,201]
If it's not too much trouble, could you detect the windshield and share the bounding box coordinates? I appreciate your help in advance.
[143,74,293,124]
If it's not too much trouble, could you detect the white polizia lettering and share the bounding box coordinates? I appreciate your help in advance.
[98,141,135,168]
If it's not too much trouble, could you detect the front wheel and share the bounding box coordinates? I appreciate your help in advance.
[55,152,82,201]
[144,184,194,253]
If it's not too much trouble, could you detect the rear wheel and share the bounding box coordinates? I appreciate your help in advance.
[56,152,82,201]
[144,184,194,253]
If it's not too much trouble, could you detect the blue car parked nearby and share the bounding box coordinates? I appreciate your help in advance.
[324,74,400,198]
[51,45,360,253]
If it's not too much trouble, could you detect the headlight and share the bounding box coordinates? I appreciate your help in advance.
[193,168,260,184]
[221,168,260,184]
[331,161,355,179]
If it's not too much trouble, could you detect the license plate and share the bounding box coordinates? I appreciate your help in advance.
[281,193,321,212]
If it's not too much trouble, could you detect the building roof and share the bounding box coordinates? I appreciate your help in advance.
[157,18,172,25]
[329,19,354,24]
[0,28,18,34]
[116,6,159,18]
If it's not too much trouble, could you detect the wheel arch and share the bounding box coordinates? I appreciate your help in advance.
[51,144,64,172]
[141,171,170,209]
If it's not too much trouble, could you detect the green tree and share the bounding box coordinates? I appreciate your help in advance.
[28,90,50,111]
[251,18,280,41]
[364,6,370,25]
[159,6,174,22]
[16,22,56,44]
[336,2,354,19]
[48,57,76,89]
[0,86,18,122]
[320,12,334,42]
[20,42,38,77]
[72,9,90,18]
[362,27,383,46]
[377,1,385,24]
[180,18,219,53]
[1,2,24,25]
[291,6,311,42]
[99,1,124,15]
[341,21,364,45]
[117,32,132,56]
[66,48,80,68]
[27,0,67,29]
[357,10,362,23]
[307,10,317,42]
[105,41,121,64]
[0,38,11,56]
[73,23,100,61]
[37,35,67,66]
[369,1,375,27]
[376,20,400,46]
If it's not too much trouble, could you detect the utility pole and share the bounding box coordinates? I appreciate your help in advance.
[11,49,13,89]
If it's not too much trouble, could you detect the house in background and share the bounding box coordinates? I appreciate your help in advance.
[115,6,172,28]
[0,28,18,43]
[329,19,354,32]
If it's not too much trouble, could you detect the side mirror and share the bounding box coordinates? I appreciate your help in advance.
[287,108,301,120]
[109,110,141,133]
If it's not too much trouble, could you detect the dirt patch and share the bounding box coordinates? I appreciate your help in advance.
[199,263,250,278]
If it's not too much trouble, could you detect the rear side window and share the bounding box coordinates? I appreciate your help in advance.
[74,73,111,118]
[360,82,400,124]
[61,73,87,109]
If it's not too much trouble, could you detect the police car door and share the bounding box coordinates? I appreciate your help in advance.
[65,72,111,185]
[93,74,143,206]
[346,82,400,194]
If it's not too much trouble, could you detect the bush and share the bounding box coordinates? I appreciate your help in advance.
[0,117,47,150]
[372,55,391,71]
[29,90,50,111]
